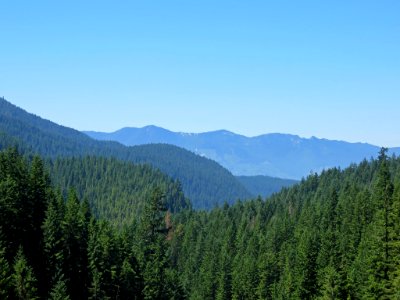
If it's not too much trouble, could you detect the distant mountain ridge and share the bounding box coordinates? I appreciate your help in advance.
[85,126,400,179]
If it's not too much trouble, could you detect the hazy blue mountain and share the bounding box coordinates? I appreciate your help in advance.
[236,175,298,198]
[0,97,252,209]
[85,126,400,179]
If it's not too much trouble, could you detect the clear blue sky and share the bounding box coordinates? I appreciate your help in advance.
[1,1,399,146]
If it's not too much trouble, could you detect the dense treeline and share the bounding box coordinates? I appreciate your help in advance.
[47,156,189,226]
[0,148,182,299]
[2,142,400,298]
[0,98,252,209]
[170,149,400,299]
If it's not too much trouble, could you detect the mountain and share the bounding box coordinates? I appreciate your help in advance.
[0,97,252,209]
[85,126,400,179]
[236,175,298,198]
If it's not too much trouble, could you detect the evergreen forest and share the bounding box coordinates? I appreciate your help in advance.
[1,99,400,299]
[1,145,400,299]
[0,98,252,210]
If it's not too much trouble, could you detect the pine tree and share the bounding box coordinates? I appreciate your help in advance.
[42,192,65,290]
[0,238,12,299]
[318,265,339,300]
[119,257,142,299]
[365,148,395,298]
[215,240,232,300]
[87,219,115,300]
[0,147,29,257]
[140,188,169,300]
[63,189,88,299]
[388,178,400,297]
[49,275,71,300]
[13,247,38,300]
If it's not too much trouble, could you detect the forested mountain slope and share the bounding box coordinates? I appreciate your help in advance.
[2,146,400,298]
[0,97,252,209]
[236,175,298,198]
[0,148,183,299]
[85,125,400,179]
[47,156,189,226]
[170,149,400,299]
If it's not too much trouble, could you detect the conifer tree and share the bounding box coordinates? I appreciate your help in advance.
[119,257,142,299]
[49,275,70,300]
[366,148,395,297]
[0,238,12,299]
[63,189,88,299]
[13,247,38,300]
[42,191,65,291]
[0,147,29,256]
[387,178,400,296]
[140,188,169,300]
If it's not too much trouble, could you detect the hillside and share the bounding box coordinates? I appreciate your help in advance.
[0,98,252,209]
[236,175,298,197]
[171,149,400,298]
[0,148,184,299]
[47,156,189,226]
[85,126,400,179]
[2,142,400,298]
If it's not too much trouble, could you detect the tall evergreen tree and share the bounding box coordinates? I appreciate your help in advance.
[365,148,395,297]
[62,189,89,299]
[13,247,38,300]
[0,147,29,257]
[140,188,169,300]
[49,275,71,300]
[0,238,12,299]
[389,178,400,298]
[42,191,65,291]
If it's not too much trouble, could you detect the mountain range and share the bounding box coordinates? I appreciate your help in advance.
[85,126,400,179]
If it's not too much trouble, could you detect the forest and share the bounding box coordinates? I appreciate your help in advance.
[1,145,400,299]
[0,98,252,210]
[0,148,183,299]
[1,98,400,299]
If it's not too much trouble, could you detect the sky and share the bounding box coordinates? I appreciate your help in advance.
[0,1,399,147]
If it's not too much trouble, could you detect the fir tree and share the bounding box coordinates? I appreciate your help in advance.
[0,238,12,299]
[49,275,70,300]
[366,148,395,297]
[42,192,65,290]
[13,247,38,300]
[140,188,169,300]
[62,189,89,299]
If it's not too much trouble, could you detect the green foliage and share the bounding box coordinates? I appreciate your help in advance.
[49,275,70,300]
[0,238,12,299]
[48,156,189,226]
[13,247,38,300]
[2,140,400,299]
[171,149,400,299]
[0,148,189,299]
[140,188,170,299]
[42,191,65,288]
